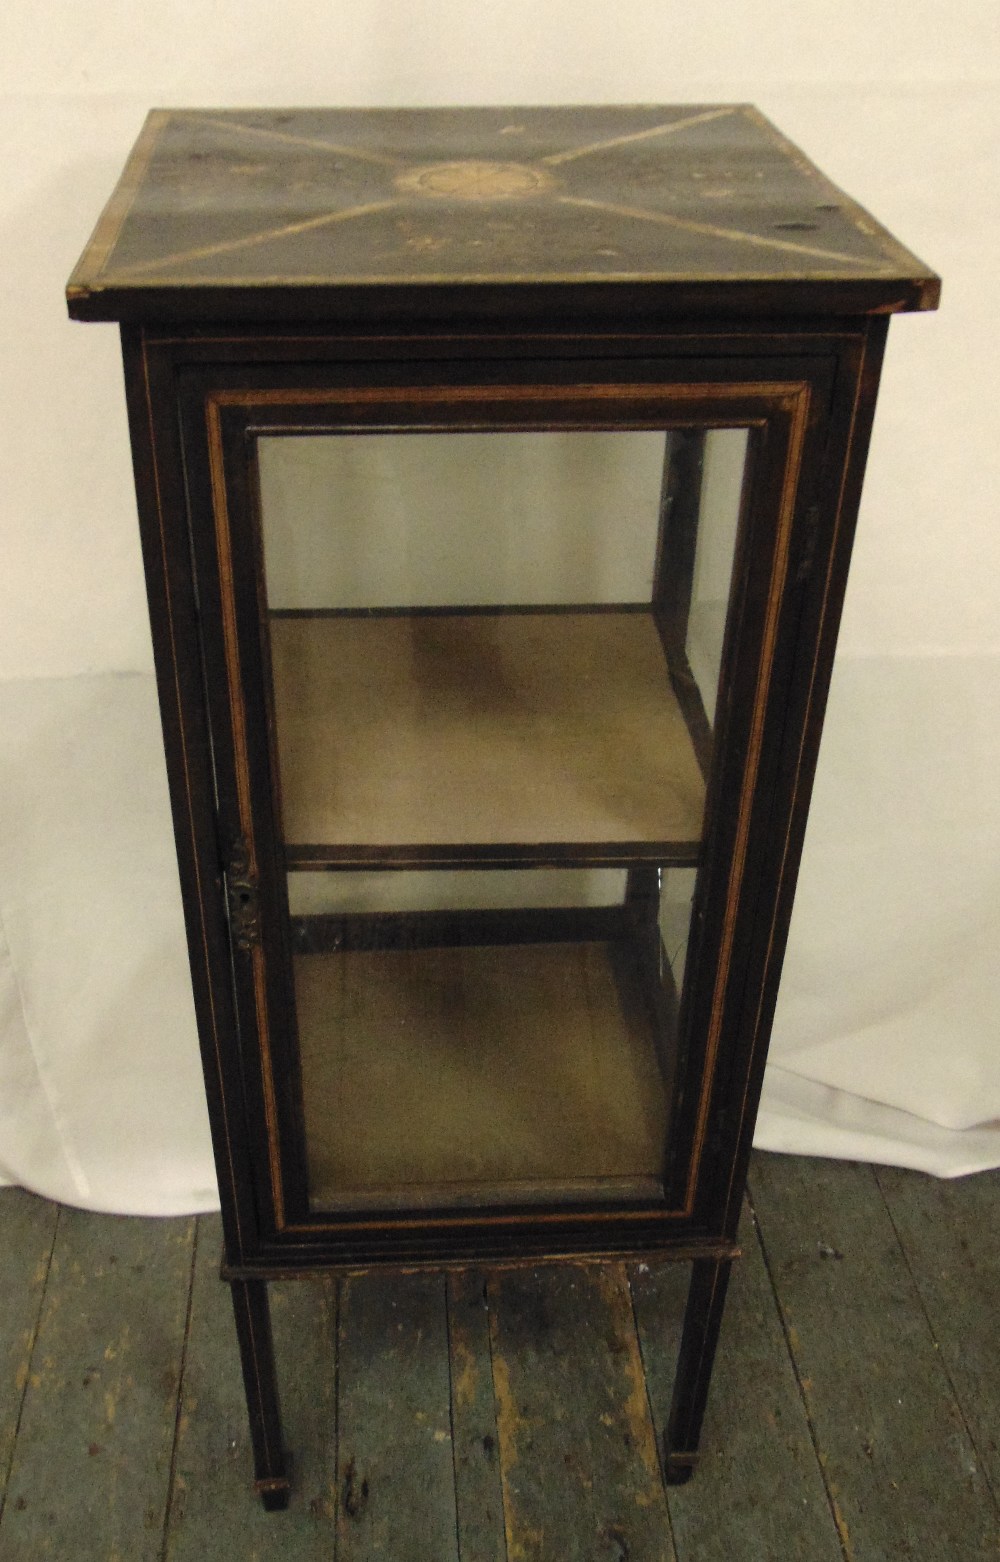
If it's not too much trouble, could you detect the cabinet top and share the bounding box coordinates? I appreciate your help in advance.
[66,105,938,326]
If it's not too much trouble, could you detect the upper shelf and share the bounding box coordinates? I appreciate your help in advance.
[66,105,939,325]
[270,610,707,870]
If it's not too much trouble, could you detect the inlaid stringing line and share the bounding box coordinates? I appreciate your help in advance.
[194,114,405,169]
[539,107,737,166]
[114,200,400,276]
[558,196,881,269]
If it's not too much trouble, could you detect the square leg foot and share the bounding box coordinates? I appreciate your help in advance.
[256,1475,291,1511]
[663,1450,699,1486]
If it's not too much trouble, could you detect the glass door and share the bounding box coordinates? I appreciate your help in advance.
[246,417,750,1215]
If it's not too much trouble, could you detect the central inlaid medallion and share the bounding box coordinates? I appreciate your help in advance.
[395,160,553,201]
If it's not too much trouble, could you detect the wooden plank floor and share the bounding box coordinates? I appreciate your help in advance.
[0,1154,997,1561]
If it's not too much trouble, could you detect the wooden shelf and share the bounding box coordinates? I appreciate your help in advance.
[269,610,707,868]
[296,938,672,1211]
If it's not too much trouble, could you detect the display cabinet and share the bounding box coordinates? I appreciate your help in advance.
[67,105,938,1507]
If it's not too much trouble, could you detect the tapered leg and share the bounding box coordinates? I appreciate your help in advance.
[230,1278,290,1509]
[663,1256,732,1484]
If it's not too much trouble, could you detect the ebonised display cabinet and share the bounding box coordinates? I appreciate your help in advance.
[67,105,938,1508]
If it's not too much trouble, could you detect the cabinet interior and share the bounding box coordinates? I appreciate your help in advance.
[270,608,707,866]
[297,937,675,1211]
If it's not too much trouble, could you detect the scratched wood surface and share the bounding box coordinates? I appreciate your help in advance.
[489,1260,675,1561]
[0,1189,58,1501]
[336,1271,458,1560]
[66,106,938,317]
[447,1270,507,1562]
[163,1215,337,1561]
[1,1156,998,1559]
[631,1201,844,1562]
[873,1165,1000,1502]
[749,1156,1000,1562]
[875,1162,1000,1499]
[0,1205,194,1561]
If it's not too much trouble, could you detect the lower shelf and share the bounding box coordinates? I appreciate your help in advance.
[295,938,674,1213]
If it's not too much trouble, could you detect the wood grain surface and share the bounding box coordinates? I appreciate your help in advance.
[0,1191,58,1513]
[0,1207,193,1561]
[632,1202,844,1562]
[67,105,938,318]
[164,1217,337,1560]
[1,1161,997,1558]
[749,1156,1000,1562]
[271,612,706,856]
[447,1269,508,1562]
[297,940,670,1208]
[489,1261,674,1562]
[336,1271,458,1561]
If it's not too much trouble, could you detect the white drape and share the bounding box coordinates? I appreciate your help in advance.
[0,676,217,1213]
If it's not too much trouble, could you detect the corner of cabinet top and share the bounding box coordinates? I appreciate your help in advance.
[65,104,940,326]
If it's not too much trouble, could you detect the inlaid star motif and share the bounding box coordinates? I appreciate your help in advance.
[97,106,902,284]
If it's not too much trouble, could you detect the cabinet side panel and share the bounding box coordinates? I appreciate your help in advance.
[699,318,890,1237]
[118,325,259,1263]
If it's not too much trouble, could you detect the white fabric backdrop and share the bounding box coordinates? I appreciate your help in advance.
[1,2,998,1212]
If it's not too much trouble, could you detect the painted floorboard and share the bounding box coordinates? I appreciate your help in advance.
[875,1165,1000,1504]
[336,1269,459,1562]
[489,1261,675,1562]
[0,1205,194,1561]
[447,1269,508,1562]
[630,1200,844,1562]
[164,1214,337,1560]
[0,1189,59,1518]
[750,1153,1000,1562]
[2,1159,996,1560]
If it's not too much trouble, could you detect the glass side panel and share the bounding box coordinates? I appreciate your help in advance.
[253,426,749,1212]
[687,429,748,725]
